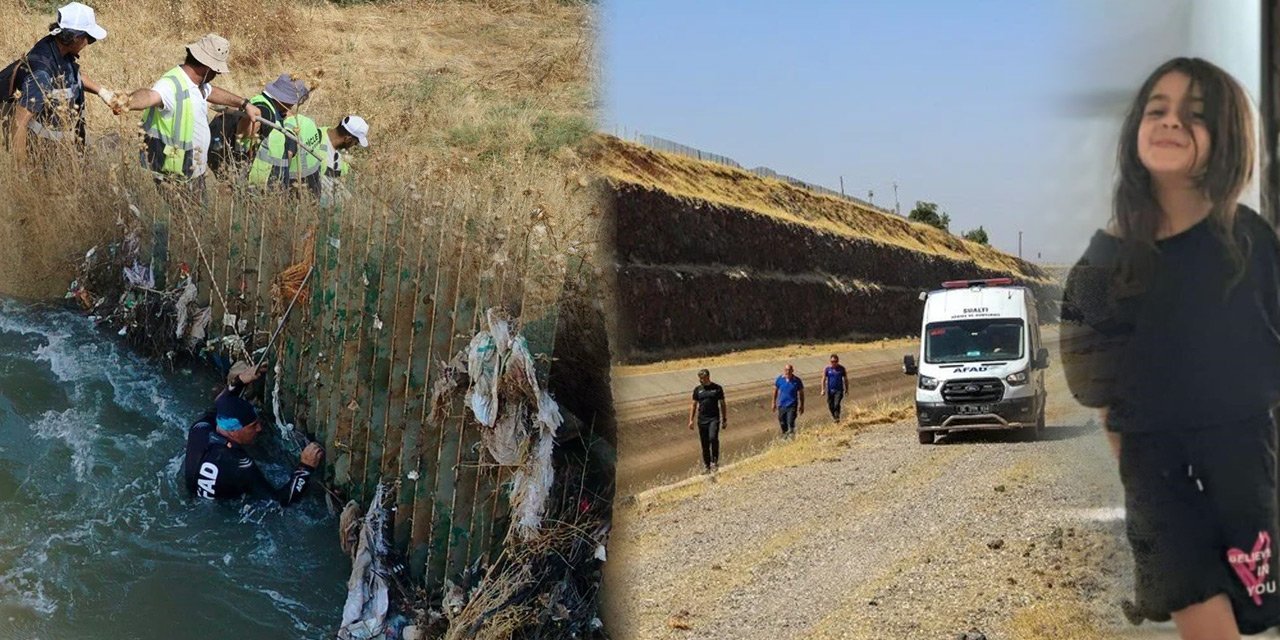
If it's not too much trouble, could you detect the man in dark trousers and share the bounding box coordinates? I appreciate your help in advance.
[688,368,726,475]
[773,363,804,438]
[820,353,849,422]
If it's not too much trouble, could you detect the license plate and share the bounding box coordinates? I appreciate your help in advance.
[958,405,991,414]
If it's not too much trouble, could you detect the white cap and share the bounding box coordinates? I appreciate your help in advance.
[54,2,107,41]
[341,115,369,148]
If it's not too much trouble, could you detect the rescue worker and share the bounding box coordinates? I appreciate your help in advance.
[122,34,261,183]
[208,72,308,173]
[247,110,322,193]
[317,114,368,206]
[6,2,119,164]
[182,387,323,505]
[250,112,368,204]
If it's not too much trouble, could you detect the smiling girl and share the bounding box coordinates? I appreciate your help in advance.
[1062,58,1280,638]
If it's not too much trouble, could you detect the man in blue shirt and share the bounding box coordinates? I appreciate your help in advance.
[820,354,849,422]
[772,364,804,438]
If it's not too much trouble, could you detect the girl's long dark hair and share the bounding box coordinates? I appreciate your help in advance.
[1112,57,1254,297]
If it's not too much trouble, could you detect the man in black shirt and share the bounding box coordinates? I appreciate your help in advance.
[182,389,323,505]
[688,368,727,475]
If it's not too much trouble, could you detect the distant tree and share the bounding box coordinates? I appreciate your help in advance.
[962,226,990,245]
[908,201,949,232]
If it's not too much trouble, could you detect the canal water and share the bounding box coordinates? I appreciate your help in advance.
[0,300,350,639]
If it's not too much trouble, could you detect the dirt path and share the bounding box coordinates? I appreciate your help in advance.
[616,361,910,493]
[604,344,1179,639]
[615,327,1063,495]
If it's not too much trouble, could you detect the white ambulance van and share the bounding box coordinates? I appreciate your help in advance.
[902,278,1049,444]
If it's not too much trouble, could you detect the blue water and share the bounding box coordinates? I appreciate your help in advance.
[0,300,350,639]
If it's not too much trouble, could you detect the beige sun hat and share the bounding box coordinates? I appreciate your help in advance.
[187,33,231,75]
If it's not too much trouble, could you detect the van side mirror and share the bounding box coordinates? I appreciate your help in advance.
[1034,347,1050,370]
[903,355,918,375]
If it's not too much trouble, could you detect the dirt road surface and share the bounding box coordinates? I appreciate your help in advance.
[604,338,1184,639]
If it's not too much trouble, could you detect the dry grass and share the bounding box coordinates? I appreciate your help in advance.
[1003,601,1109,640]
[0,0,598,300]
[592,135,1051,283]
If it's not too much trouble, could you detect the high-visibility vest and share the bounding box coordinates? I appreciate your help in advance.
[140,66,197,177]
[240,94,280,154]
[248,114,322,188]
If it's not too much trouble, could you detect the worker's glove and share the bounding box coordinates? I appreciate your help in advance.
[97,88,124,115]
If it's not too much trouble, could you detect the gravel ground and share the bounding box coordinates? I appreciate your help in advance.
[602,365,1176,639]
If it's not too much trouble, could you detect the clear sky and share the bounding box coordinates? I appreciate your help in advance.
[601,0,1257,264]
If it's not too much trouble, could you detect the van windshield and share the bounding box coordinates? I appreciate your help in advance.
[924,319,1025,364]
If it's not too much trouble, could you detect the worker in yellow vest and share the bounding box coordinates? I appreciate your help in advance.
[208,73,308,174]
[250,113,368,204]
[122,34,261,184]
[247,112,322,192]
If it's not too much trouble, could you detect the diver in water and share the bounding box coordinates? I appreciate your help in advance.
[182,389,323,505]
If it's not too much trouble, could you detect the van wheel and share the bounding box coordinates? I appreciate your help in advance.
[918,431,934,445]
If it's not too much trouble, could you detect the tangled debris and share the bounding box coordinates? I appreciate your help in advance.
[340,483,392,640]
[67,223,311,372]
[389,309,609,639]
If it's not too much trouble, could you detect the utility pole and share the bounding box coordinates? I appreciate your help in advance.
[893,181,900,215]
[868,190,874,205]
[839,176,845,197]
[1018,231,1023,259]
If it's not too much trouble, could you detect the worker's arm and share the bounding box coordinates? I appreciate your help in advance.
[798,384,805,414]
[125,88,162,111]
[9,104,33,166]
[81,76,123,115]
[235,110,259,141]
[719,396,727,430]
[207,85,261,122]
[771,385,779,413]
[688,399,697,430]
[843,370,849,395]
[246,443,323,506]
[819,370,826,396]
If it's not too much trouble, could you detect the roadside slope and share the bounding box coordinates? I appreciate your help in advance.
[593,136,1061,362]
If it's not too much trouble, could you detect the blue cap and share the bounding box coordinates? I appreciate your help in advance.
[262,73,309,106]
[215,393,257,431]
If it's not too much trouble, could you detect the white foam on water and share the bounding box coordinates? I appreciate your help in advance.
[1,304,186,434]
[0,570,58,616]
[257,588,312,634]
[30,408,100,483]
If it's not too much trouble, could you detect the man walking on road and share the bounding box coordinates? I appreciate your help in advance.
[688,368,726,475]
[820,354,849,422]
[773,364,804,438]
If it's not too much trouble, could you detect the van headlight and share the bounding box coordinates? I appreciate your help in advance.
[1005,370,1029,386]
[919,375,939,390]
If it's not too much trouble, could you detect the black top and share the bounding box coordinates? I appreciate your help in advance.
[1060,206,1280,433]
[182,410,314,505]
[692,383,725,421]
